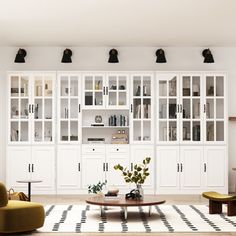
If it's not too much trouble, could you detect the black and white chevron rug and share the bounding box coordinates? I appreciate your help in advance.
[39,204,236,232]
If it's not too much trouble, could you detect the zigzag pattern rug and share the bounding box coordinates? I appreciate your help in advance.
[39,204,236,232]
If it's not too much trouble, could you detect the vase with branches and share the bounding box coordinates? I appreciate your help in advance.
[114,157,151,199]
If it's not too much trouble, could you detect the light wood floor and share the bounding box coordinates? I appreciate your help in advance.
[23,195,236,236]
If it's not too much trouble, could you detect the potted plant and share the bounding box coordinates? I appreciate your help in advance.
[114,157,151,200]
[88,181,107,195]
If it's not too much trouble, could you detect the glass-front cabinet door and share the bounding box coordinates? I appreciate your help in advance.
[131,73,154,143]
[180,74,202,143]
[106,73,129,109]
[32,73,55,144]
[204,74,226,143]
[157,74,179,144]
[82,73,105,108]
[9,74,30,144]
[9,72,55,144]
[58,73,81,143]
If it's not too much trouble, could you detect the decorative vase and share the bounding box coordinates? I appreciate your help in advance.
[135,184,144,200]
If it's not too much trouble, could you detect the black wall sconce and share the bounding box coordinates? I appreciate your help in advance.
[202,48,214,63]
[156,49,167,63]
[108,48,119,63]
[14,48,27,63]
[61,48,72,63]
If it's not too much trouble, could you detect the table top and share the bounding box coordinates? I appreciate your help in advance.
[16,180,42,183]
[86,195,166,207]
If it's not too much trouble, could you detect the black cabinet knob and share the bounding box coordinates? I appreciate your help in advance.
[116,149,119,151]
[93,149,95,151]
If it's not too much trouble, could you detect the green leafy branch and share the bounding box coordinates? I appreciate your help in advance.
[88,180,107,194]
[114,157,151,185]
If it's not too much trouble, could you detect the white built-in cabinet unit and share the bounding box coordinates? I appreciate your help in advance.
[7,71,228,194]
[7,72,56,193]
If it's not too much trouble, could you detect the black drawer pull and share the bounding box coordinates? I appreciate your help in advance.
[116,149,119,151]
[92,149,95,151]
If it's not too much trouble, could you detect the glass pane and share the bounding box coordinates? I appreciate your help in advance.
[94,76,103,90]
[109,76,117,90]
[143,77,151,96]
[133,99,141,119]
[61,99,69,119]
[192,76,200,96]
[85,76,93,90]
[183,76,190,96]
[21,122,28,141]
[118,76,126,90]
[118,92,126,106]
[206,76,214,96]
[169,77,177,96]
[11,121,19,141]
[159,99,167,119]
[95,92,103,106]
[35,78,43,97]
[216,76,224,96]
[192,99,200,119]
[11,99,19,119]
[169,99,177,119]
[85,92,93,106]
[159,81,167,96]
[143,121,151,141]
[34,99,42,119]
[183,121,191,141]
[133,76,141,96]
[206,99,214,119]
[133,121,141,141]
[192,121,201,141]
[143,99,151,119]
[206,121,214,141]
[159,121,167,141]
[11,76,19,97]
[216,121,224,141]
[70,121,78,141]
[61,76,69,96]
[71,76,78,96]
[21,76,29,97]
[44,78,53,97]
[183,99,190,119]
[34,122,42,142]
[44,121,52,142]
[61,121,69,141]
[216,99,224,119]
[45,99,52,119]
[169,121,177,141]
[70,99,78,119]
[21,99,29,119]
[108,91,117,106]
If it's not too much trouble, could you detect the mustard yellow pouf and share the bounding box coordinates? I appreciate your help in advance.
[0,182,45,233]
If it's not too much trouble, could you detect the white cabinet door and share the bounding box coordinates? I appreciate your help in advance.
[204,146,226,188]
[180,146,204,189]
[57,146,81,191]
[7,146,31,190]
[130,145,154,190]
[31,146,55,192]
[81,155,106,189]
[106,145,130,188]
[156,146,179,191]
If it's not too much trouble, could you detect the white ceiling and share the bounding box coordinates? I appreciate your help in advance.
[0,0,235,47]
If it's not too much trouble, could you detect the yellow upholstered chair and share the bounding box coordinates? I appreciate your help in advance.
[0,182,45,233]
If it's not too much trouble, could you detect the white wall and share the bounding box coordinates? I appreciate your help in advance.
[1,46,236,191]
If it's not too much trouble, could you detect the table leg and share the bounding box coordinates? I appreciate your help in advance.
[100,206,104,217]
[148,206,152,216]
[123,207,127,220]
[28,182,31,202]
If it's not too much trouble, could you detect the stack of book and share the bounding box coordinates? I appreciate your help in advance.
[104,193,120,201]
[108,115,128,126]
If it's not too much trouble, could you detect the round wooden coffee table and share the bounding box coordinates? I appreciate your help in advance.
[86,195,165,220]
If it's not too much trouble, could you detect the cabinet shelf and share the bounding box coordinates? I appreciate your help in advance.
[82,126,129,129]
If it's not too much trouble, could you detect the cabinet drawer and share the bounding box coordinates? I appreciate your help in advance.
[82,145,105,154]
[107,145,129,154]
